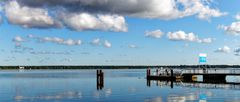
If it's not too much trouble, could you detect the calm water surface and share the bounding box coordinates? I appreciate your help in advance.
[0,69,240,102]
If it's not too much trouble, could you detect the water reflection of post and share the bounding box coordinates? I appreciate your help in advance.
[97,69,104,90]
[170,80,173,88]
[147,68,151,87]
[147,80,151,87]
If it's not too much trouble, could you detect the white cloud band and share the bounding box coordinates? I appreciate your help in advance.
[215,46,231,53]
[145,30,164,38]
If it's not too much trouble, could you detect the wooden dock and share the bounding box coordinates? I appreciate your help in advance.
[146,68,240,82]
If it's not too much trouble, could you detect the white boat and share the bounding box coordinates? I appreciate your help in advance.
[19,66,25,69]
[19,66,25,72]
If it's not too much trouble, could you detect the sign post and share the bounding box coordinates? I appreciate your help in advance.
[199,53,207,73]
[199,53,207,64]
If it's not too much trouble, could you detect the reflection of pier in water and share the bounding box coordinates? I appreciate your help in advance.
[147,79,240,90]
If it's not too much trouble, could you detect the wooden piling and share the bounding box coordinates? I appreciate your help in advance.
[100,70,104,88]
[148,68,151,76]
[170,69,174,88]
[97,69,104,90]
[146,69,148,77]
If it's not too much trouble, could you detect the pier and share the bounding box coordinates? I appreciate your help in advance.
[146,68,240,89]
[146,68,240,83]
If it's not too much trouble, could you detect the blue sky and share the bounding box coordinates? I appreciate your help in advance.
[1,0,240,66]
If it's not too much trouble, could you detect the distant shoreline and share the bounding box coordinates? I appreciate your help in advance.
[0,65,240,69]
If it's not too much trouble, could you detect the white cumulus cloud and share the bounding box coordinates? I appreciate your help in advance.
[200,38,213,43]
[40,37,82,46]
[219,21,240,36]
[63,39,82,46]
[128,44,137,48]
[0,0,226,31]
[91,38,101,46]
[219,13,240,35]
[104,40,112,48]
[13,35,82,46]
[215,46,231,53]
[177,0,227,20]
[15,0,226,20]
[145,30,164,38]
[13,36,25,42]
[27,34,34,38]
[12,36,26,47]
[235,13,240,20]
[30,51,70,55]
[61,13,127,32]
[167,30,212,43]
[91,38,113,48]
[4,1,61,28]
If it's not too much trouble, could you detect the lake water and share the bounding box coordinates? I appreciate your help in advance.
[0,69,240,102]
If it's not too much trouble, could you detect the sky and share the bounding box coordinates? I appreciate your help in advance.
[1,0,240,66]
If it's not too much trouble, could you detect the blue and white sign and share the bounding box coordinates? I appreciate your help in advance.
[199,53,207,64]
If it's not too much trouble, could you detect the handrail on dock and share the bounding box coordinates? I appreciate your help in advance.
[147,68,240,75]
[181,68,240,75]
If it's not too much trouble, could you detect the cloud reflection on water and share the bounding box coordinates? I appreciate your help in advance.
[144,97,162,102]
[14,91,82,101]
[93,88,112,99]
